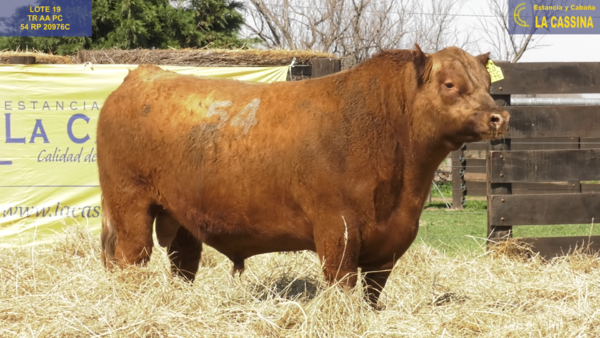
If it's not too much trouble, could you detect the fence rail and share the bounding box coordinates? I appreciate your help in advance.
[489,62,600,95]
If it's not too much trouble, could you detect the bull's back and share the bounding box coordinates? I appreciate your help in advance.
[99,65,297,174]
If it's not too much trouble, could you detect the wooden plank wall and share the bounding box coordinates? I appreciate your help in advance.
[9,56,36,64]
[311,58,341,78]
[488,62,600,95]
[290,57,341,80]
[480,61,600,257]
[454,65,600,200]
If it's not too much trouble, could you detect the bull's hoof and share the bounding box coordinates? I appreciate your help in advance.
[230,258,245,277]
[171,267,197,282]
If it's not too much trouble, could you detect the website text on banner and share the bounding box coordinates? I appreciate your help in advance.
[509,0,599,34]
[0,64,289,246]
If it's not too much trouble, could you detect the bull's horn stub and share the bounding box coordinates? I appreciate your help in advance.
[486,60,504,83]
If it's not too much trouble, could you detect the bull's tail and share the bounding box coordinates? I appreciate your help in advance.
[100,196,117,269]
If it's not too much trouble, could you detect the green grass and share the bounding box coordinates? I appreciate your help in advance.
[417,200,488,256]
[430,181,452,198]
[416,197,600,256]
[513,224,600,238]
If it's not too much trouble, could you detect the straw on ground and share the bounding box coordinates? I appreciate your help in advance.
[1,225,599,337]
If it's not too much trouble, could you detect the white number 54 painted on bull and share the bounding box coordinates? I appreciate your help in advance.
[202,98,261,135]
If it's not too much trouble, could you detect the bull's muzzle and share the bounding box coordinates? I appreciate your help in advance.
[488,110,510,136]
[474,109,510,141]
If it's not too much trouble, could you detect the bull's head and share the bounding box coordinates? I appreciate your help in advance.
[411,43,510,147]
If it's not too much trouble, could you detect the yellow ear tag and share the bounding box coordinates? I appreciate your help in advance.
[486,59,504,83]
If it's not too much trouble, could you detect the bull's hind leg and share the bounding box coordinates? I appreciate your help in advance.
[156,210,203,281]
[101,189,155,268]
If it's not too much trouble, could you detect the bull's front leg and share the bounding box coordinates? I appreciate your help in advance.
[313,214,361,288]
[360,262,394,307]
[360,218,419,307]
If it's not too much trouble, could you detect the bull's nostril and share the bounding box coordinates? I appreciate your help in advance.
[491,116,500,123]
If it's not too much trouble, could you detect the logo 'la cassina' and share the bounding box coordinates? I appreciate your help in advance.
[514,3,530,27]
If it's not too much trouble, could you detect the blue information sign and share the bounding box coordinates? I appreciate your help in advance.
[509,0,600,35]
[0,0,92,37]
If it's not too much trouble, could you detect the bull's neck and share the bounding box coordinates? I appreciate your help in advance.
[403,108,457,189]
[398,102,455,210]
[340,58,454,190]
[403,104,457,174]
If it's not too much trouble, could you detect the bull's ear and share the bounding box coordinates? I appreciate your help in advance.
[412,43,429,83]
[475,52,491,66]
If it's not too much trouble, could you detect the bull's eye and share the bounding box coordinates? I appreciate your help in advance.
[444,82,454,89]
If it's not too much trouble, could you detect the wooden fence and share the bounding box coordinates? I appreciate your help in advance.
[453,61,600,258]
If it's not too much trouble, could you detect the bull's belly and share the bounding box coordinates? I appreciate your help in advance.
[202,231,316,259]
[161,178,316,259]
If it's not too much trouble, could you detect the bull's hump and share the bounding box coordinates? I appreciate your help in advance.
[124,64,173,83]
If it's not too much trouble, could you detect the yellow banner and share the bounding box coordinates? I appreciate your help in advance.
[0,64,289,246]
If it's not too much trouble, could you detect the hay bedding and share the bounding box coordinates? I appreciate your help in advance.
[1,225,599,337]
